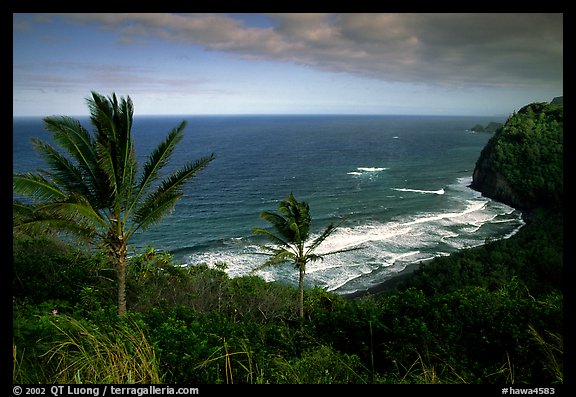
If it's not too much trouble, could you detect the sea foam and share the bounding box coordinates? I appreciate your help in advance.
[392,187,445,195]
[182,185,522,295]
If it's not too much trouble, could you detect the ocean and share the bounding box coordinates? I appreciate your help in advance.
[12,114,525,295]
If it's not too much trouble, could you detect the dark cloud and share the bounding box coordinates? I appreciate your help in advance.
[14,11,563,114]
[38,13,560,90]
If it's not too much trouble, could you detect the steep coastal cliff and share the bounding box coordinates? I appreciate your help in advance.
[470,99,563,211]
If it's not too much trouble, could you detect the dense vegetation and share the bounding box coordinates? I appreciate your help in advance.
[471,101,563,210]
[12,99,563,384]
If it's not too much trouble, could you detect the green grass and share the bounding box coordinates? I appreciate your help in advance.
[40,314,161,384]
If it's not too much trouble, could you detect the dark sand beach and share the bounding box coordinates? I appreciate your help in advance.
[340,259,425,300]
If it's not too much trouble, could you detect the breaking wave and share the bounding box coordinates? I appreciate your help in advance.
[392,187,445,195]
[183,177,524,295]
[348,166,388,175]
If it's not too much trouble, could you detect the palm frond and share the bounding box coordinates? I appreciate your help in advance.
[43,116,99,180]
[117,151,138,212]
[39,197,107,230]
[129,121,210,227]
[250,248,296,272]
[113,95,137,206]
[130,153,214,233]
[305,253,325,263]
[12,198,99,241]
[128,122,187,220]
[13,173,67,202]
[258,211,296,242]
[129,190,181,236]
[31,138,94,198]
[138,122,186,192]
[287,193,311,239]
[43,115,117,209]
[275,193,310,243]
[89,93,125,201]
[88,91,119,143]
[13,199,36,226]
[163,154,215,191]
[13,217,96,242]
[84,91,141,223]
[252,227,293,248]
[95,140,119,198]
[305,222,339,255]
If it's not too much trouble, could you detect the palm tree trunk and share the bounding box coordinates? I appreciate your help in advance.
[115,242,128,316]
[298,267,305,319]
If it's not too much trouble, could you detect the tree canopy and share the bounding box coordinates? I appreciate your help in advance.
[471,101,563,210]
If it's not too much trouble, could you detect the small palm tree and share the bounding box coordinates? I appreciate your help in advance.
[13,91,215,316]
[251,193,352,319]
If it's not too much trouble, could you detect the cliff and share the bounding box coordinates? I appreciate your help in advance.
[470,100,563,211]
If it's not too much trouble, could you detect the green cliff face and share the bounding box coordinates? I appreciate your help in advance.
[471,99,563,211]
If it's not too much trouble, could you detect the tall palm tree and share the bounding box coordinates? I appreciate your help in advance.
[251,193,353,319]
[13,91,215,316]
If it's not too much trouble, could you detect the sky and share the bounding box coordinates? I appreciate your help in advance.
[13,13,563,117]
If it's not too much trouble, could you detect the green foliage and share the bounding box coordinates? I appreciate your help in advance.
[41,313,160,383]
[13,203,563,384]
[13,234,114,306]
[125,253,299,322]
[13,312,161,383]
[474,101,563,209]
[145,306,301,384]
[31,314,155,383]
[13,228,563,383]
[269,345,368,384]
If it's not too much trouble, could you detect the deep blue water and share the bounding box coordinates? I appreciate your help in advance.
[13,115,524,295]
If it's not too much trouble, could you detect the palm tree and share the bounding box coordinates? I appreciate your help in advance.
[13,91,215,316]
[251,193,353,319]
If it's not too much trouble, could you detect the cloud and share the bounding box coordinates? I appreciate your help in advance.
[13,60,224,97]
[43,12,561,90]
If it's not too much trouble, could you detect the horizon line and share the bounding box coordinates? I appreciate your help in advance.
[13,112,511,119]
